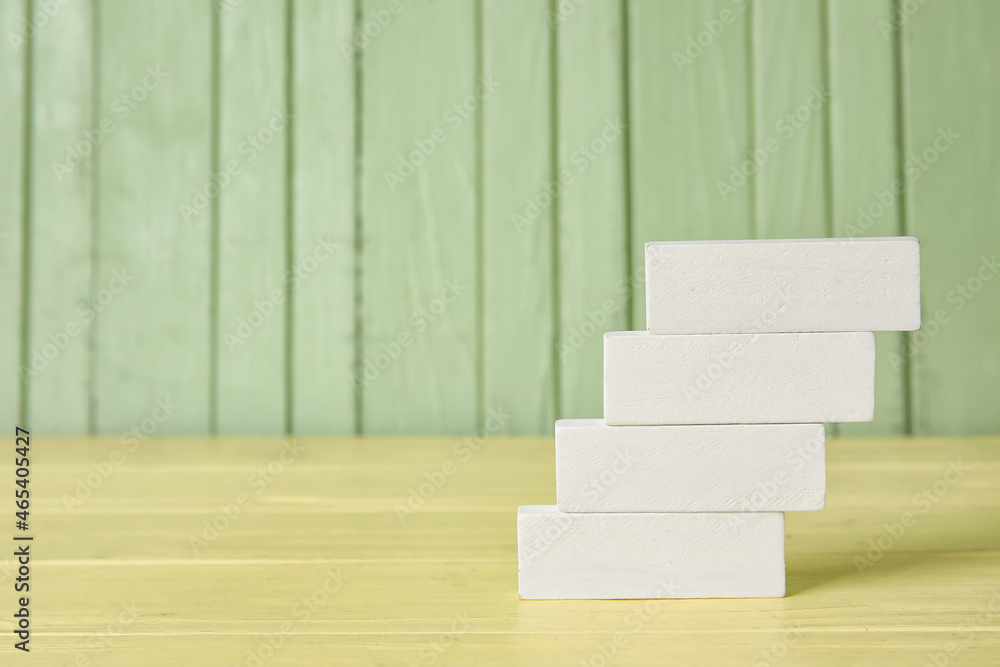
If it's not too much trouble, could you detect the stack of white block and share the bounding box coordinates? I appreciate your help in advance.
[518,237,921,599]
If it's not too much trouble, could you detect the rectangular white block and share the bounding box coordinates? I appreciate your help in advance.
[645,237,921,334]
[555,420,824,512]
[517,506,785,599]
[604,331,875,424]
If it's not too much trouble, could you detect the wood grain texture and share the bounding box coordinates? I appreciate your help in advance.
[94,0,212,433]
[215,0,288,434]
[481,0,554,434]
[903,0,1000,435]
[0,0,25,429]
[25,0,93,433]
[360,0,478,434]
[289,0,355,434]
[628,0,752,329]
[827,0,908,436]
[557,0,629,420]
[1,434,998,664]
[751,0,829,239]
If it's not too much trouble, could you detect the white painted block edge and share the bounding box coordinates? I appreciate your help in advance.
[518,506,785,599]
[555,420,825,512]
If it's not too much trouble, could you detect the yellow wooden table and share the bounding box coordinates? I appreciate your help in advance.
[1,435,998,666]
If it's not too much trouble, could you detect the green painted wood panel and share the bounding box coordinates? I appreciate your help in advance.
[1,0,998,436]
[751,0,829,239]
[904,0,1000,434]
[25,0,93,433]
[827,0,907,436]
[290,0,356,434]
[360,0,478,433]
[215,0,287,433]
[0,0,26,428]
[628,0,752,331]
[94,0,212,433]
[481,0,554,434]
[557,0,629,421]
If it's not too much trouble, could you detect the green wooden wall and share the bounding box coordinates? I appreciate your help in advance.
[2,0,998,436]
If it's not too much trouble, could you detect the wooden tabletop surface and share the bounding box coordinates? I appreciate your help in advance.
[2,434,999,666]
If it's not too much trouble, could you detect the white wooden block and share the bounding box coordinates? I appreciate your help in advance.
[645,237,921,334]
[555,420,824,512]
[517,506,785,599]
[604,331,875,424]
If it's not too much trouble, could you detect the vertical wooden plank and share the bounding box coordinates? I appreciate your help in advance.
[25,0,93,433]
[904,0,1000,434]
[290,0,355,434]
[481,0,553,434]
[751,0,829,239]
[0,0,26,428]
[95,0,211,433]
[629,0,752,329]
[557,0,628,419]
[215,0,287,433]
[360,0,477,433]
[827,0,906,436]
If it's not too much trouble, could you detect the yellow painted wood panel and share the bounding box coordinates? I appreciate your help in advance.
[1,435,998,664]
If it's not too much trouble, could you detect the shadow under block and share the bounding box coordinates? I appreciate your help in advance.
[645,237,921,334]
[555,420,825,512]
[603,331,875,425]
[517,506,785,599]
